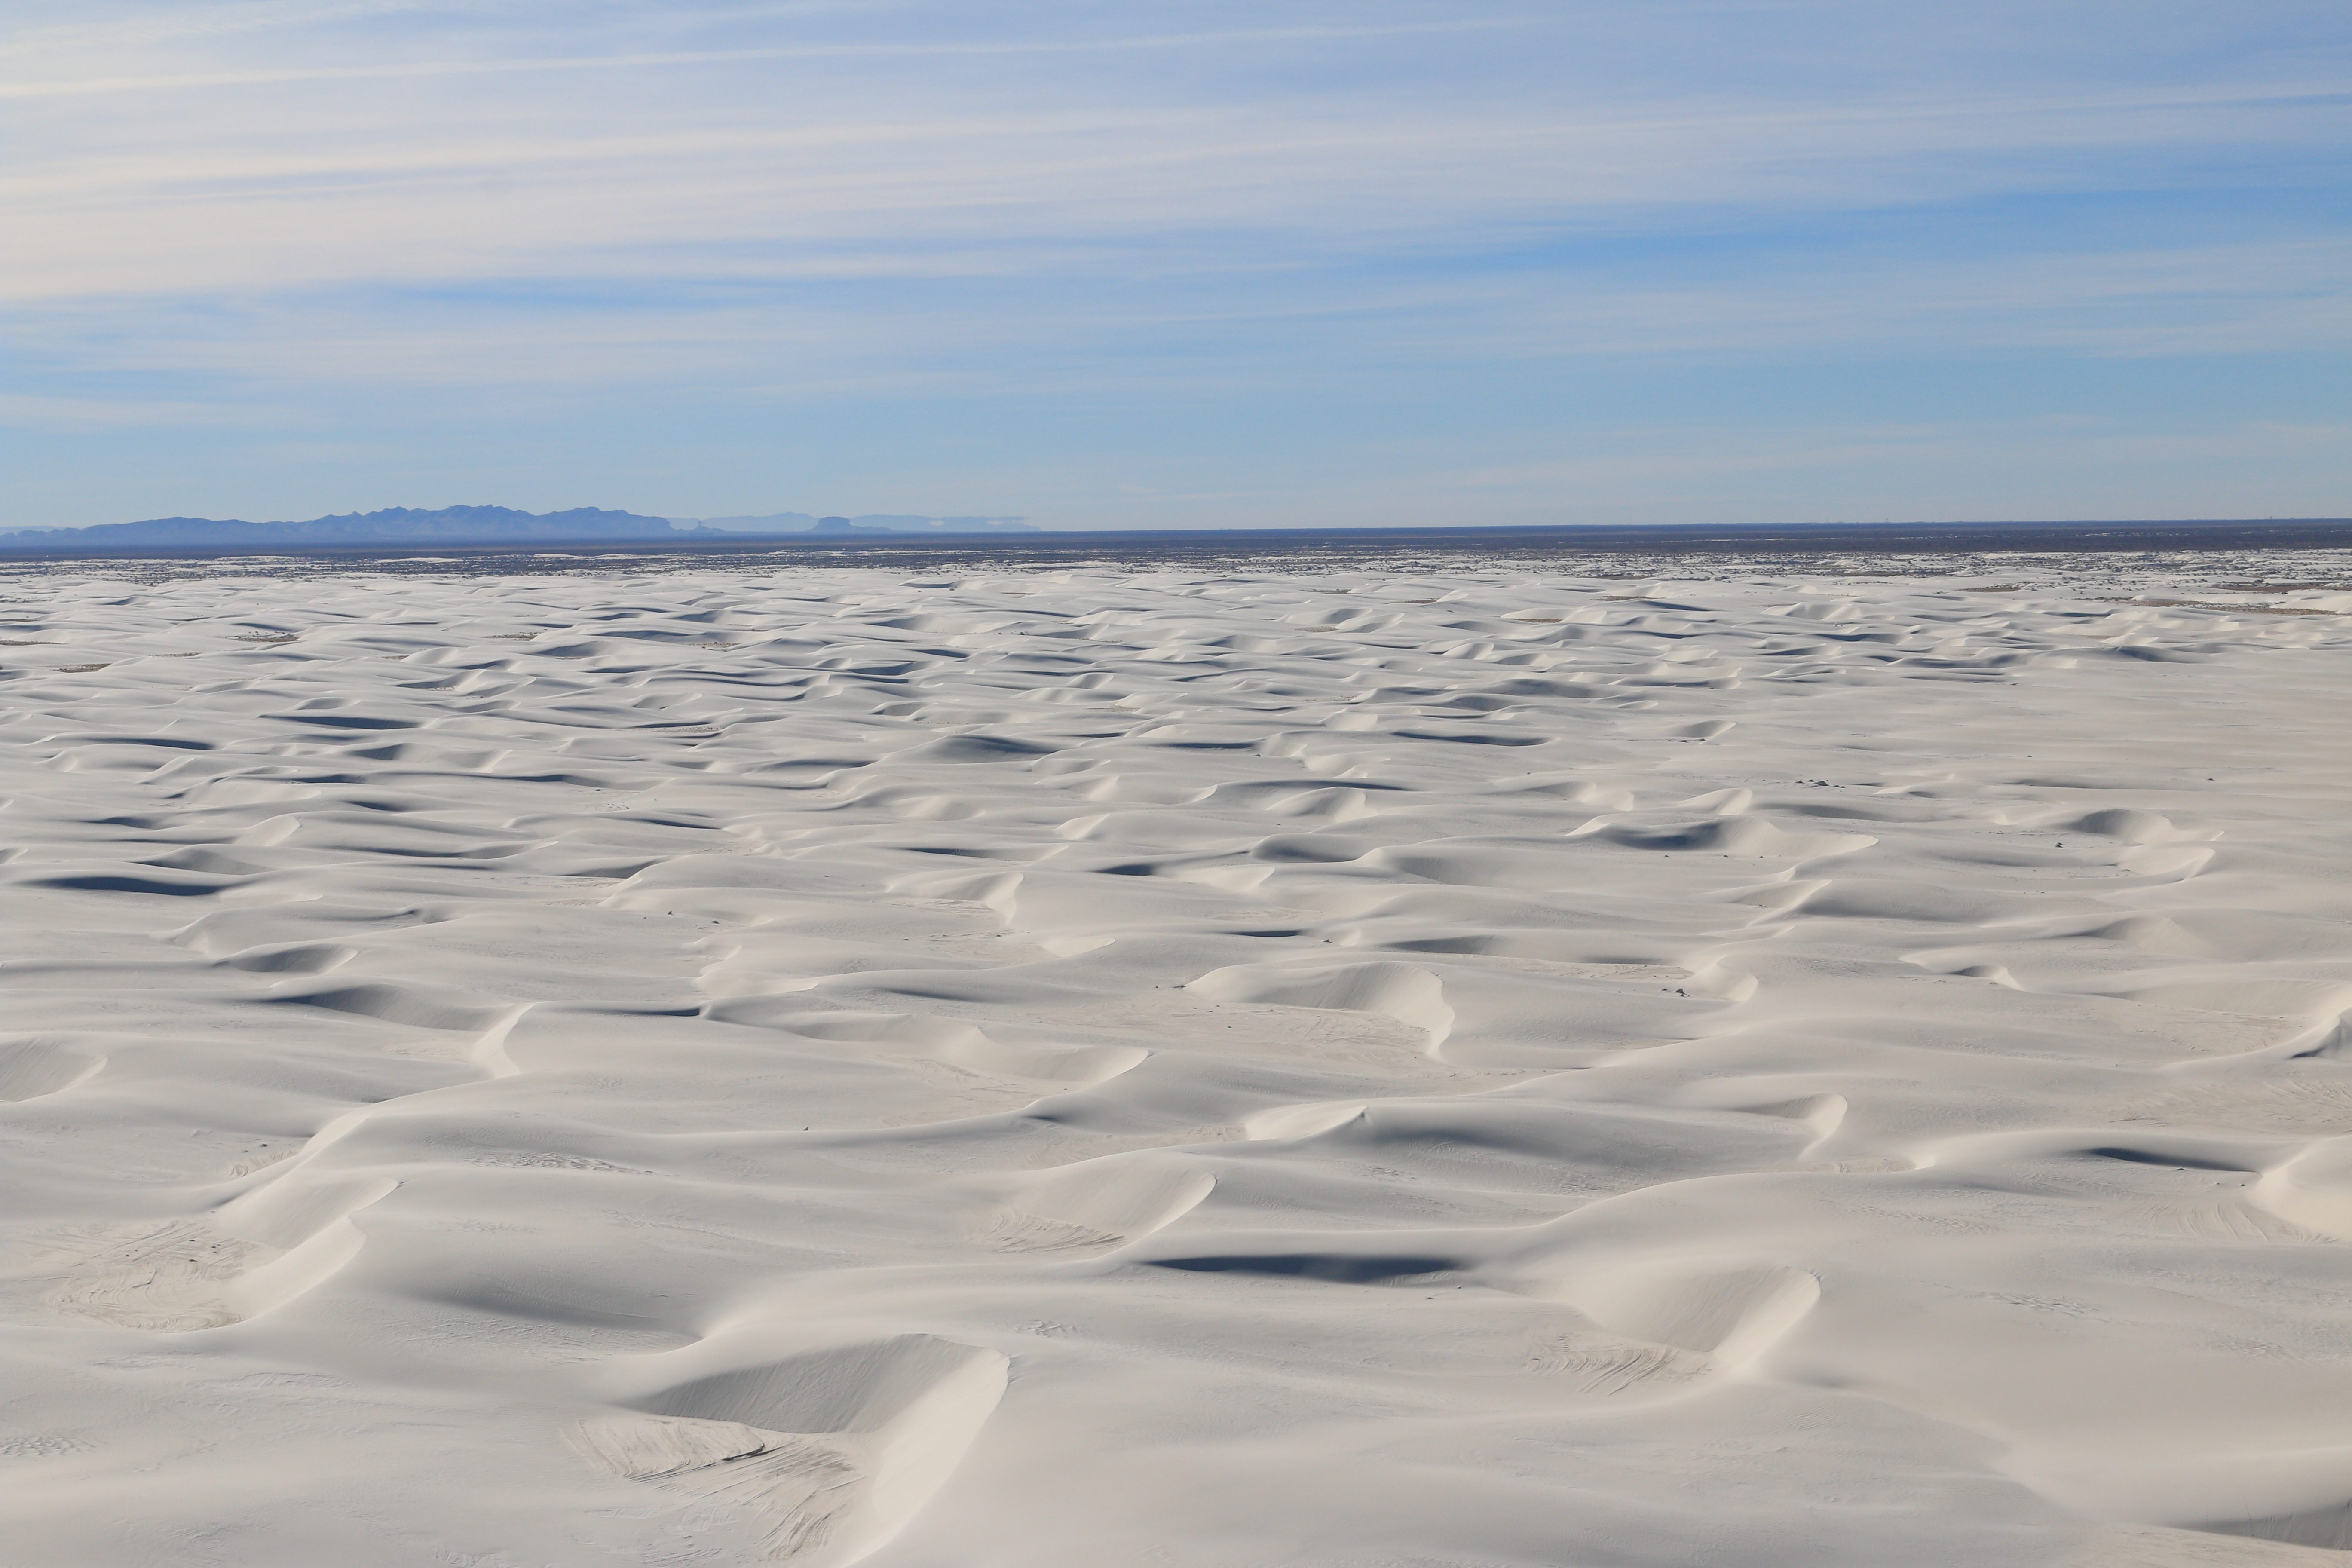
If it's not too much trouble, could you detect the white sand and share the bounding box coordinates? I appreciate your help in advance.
[4,565,2352,1567]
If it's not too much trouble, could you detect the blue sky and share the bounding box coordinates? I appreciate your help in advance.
[7,0,2348,529]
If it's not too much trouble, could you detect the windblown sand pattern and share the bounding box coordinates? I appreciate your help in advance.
[4,566,2351,1566]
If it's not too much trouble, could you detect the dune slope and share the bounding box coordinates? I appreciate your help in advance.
[4,566,2352,1567]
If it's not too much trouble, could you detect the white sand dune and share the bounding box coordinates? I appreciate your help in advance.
[4,563,2351,1566]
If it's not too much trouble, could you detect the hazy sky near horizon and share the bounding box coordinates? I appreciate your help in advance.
[7,1,2349,530]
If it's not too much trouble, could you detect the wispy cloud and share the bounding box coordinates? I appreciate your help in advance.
[6,19,1534,97]
[15,86,2341,306]
[0,392,307,429]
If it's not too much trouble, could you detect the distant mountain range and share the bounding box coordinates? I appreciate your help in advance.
[672,512,1035,534]
[0,505,1036,550]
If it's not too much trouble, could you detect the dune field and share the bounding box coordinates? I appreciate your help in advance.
[6,560,2352,1568]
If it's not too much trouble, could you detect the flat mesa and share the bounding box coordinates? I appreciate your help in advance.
[4,558,2352,1567]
